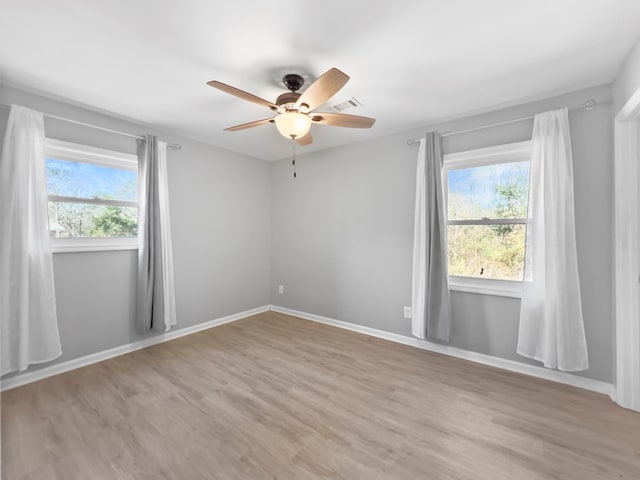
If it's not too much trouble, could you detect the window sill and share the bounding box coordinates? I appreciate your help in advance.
[449,276,522,298]
[51,237,138,253]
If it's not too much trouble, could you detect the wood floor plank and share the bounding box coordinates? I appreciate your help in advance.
[2,311,639,479]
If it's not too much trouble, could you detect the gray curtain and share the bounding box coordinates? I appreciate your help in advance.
[136,135,176,334]
[411,132,451,342]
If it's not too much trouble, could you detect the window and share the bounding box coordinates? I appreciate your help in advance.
[443,141,531,297]
[45,139,138,252]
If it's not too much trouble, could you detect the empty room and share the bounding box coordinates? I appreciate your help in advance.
[2,1,640,478]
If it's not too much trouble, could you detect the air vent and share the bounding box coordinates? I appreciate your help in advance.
[331,97,362,112]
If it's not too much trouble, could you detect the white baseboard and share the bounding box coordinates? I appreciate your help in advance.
[0,305,270,392]
[268,305,614,398]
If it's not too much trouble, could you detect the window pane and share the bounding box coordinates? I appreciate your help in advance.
[448,161,529,220]
[48,201,138,238]
[46,158,137,201]
[447,224,526,281]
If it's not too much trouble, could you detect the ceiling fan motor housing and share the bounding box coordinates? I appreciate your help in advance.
[277,74,305,110]
[276,91,301,107]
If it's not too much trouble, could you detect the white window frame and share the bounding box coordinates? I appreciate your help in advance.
[45,138,139,253]
[443,140,532,298]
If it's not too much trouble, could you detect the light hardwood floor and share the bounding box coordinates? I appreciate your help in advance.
[2,311,639,479]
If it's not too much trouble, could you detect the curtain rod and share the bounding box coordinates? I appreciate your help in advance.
[0,103,182,150]
[406,99,597,145]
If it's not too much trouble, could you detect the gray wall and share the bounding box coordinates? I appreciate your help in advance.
[0,85,271,380]
[271,84,613,383]
[0,82,615,385]
[613,36,640,114]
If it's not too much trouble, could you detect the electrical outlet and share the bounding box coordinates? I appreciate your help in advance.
[278,285,284,295]
[403,306,412,319]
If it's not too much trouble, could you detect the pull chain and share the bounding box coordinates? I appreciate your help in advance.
[291,140,297,178]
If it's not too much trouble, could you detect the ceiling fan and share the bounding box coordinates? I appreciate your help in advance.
[207,68,376,146]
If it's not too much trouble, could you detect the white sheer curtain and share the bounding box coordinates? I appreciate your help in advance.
[411,133,451,342]
[136,135,176,333]
[517,109,588,371]
[0,105,62,375]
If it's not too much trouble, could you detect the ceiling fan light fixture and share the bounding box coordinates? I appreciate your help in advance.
[275,111,312,139]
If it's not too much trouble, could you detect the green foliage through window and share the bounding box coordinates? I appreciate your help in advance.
[48,202,138,238]
[448,225,526,280]
[92,205,137,237]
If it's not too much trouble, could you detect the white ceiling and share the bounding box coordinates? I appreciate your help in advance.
[1,0,640,161]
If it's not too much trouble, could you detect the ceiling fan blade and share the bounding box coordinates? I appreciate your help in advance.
[311,112,376,128]
[296,133,313,146]
[207,80,278,110]
[224,118,275,132]
[296,68,350,111]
